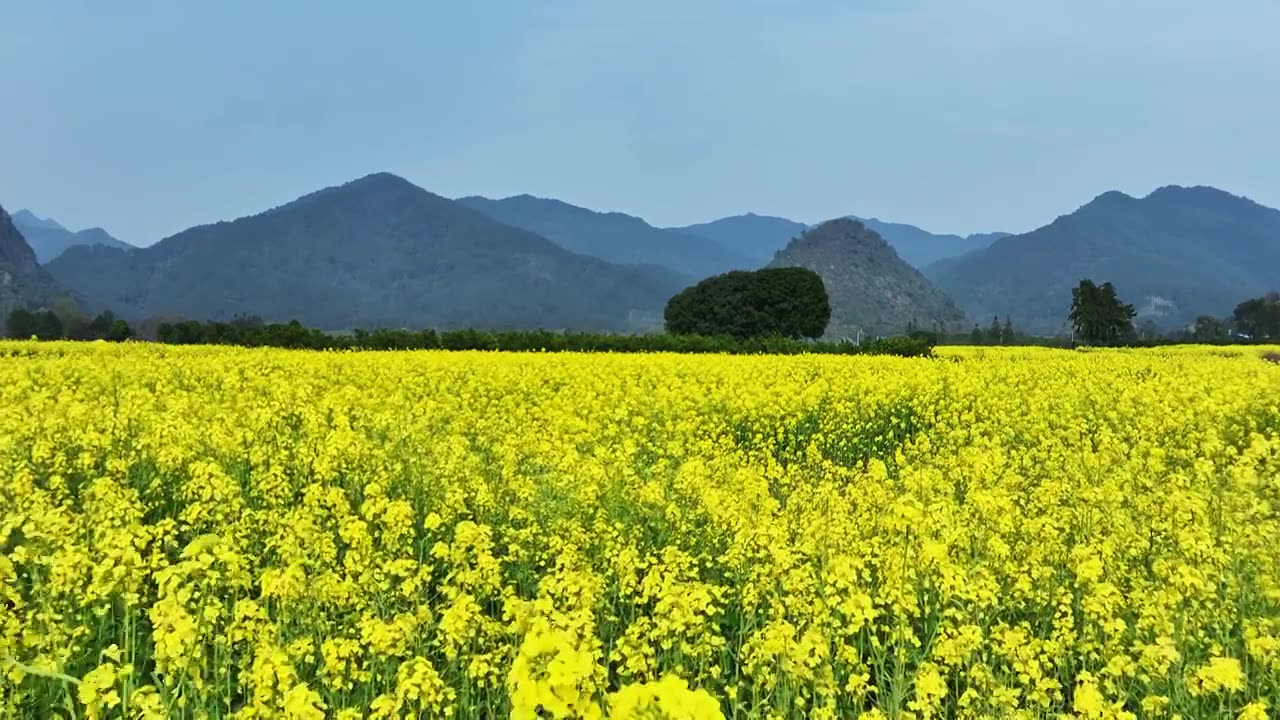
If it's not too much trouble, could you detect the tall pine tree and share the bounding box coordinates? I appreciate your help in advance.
[1069,279,1136,345]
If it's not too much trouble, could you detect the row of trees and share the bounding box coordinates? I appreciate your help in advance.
[4,285,930,356]
[9,274,1273,352]
[902,281,1277,348]
[150,317,932,356]
[968,316,1017,346]
[5,307,133,341]
[1231,292,1280,340]
[1068,281,1280,346]
[904,317,1023,346]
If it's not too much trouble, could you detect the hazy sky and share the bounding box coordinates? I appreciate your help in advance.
[3,1,1278,245]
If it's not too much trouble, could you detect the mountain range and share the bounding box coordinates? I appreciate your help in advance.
[11,209,132,263]
[456,194,754,281]
[454,199,1006,276]
[11,174,1279,338]
[851,219,1009,269]
[668,214,809,266]
[45,174,681,332]
[767,218,966,337]
[670,214,1008,270]
[927,185,1280,334]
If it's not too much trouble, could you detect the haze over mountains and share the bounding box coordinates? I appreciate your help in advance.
[927,185,1280,334]
[6,172,1278,338]
[11,210,133,263]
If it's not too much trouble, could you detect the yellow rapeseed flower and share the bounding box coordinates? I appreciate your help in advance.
[0,342,1276,718]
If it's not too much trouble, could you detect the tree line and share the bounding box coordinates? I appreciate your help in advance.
[6,264,1275,353]
[1067,281,1280,346]
[904,317,1026,347]
[1,266,934,356]
[4,307,932,357]
[154,318,934,357]
[4,306,134,342]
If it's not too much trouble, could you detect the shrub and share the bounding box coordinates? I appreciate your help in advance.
[665,267,830,339]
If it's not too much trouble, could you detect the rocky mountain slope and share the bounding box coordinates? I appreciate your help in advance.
[0,205,67,321]
[676,212,1006,269]
[767,217,966,337]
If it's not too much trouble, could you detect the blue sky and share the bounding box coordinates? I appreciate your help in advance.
[2,1,1278,245]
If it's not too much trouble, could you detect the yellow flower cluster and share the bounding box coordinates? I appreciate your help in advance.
[2,341,1279,718]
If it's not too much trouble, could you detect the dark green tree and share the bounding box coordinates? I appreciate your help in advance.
[1232,292,1280,340]
[33,310,64,340]
[664,267,830,339]
[1191,315,1229,343]
[106,319,134,341]
[970,324,983,345]
[88,310,117,339]
[1002,316,1015,344]
[1069,279,1136,345]
[986,315,1002,344]
[157,320,206,345]
[51,297,89,339]
[904,318,938,345]
[230,314,266,332]
[5,307,37,339]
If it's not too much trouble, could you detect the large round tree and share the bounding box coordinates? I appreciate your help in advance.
[664,267,830,339]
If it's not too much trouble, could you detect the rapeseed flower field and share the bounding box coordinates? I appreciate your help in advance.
[2,341,1279,719]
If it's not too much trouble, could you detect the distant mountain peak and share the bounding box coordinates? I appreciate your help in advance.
[296,172,423,203]
[254,172,438,223]
[671,213,809,267]
[965,231,1012,243]
[499,194,632,219]
[460,194,590,217]
[930,183,1280,334]
[719,211,789,221]
[780,218,915,265]
[1144,184,1270,212]
[12,209,66,232]
[348,171,414,188]
[9,208,133,262]
[768,216,965,336]
[841,215,1005,269]
[795,217,877,246]
[457,194,754,279]
[1085,190,1137,207]
[0,205,40,273]
[46,175,681,332]
[1147,184,1225,198]
[0,204,66,317]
